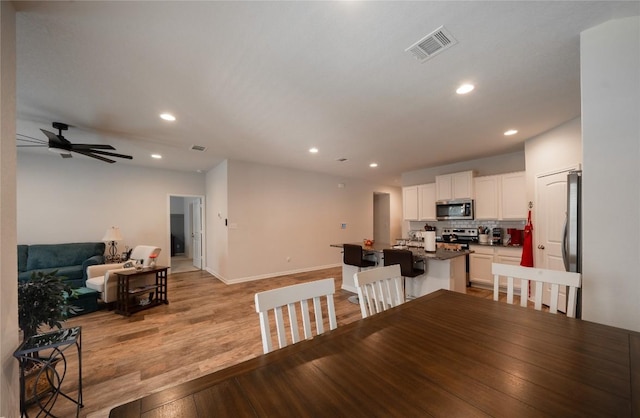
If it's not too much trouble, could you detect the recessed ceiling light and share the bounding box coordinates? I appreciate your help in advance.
[151,154,162,159]
[369,163,378,168]
[309,147,319,154]
[456,84,475,94]
[160,113,176,121]
[504,129,518,136]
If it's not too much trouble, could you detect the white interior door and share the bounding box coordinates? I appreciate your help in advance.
[535,169,574,312]
[190,199,202,269]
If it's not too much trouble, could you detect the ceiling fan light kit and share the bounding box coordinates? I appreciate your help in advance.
[17,122,133,164]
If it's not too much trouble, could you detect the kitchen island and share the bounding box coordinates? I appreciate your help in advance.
[331,243,470,298]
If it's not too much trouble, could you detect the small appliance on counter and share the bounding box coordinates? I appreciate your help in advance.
[506,228,524,246]
[491,228,503,245]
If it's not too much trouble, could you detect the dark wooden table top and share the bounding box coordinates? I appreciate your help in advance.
[110,290,639,417]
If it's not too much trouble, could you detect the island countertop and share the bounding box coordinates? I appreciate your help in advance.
[330,243,471,261]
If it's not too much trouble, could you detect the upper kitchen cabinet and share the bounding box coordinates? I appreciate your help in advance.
[500,172,527,219]
[418,183,436,221]
[474,175,500,219]
[474,171,527,220]
[403,186,419,220]
[436,171,474,201]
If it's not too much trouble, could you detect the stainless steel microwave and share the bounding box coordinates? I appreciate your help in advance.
[436,199,474,220]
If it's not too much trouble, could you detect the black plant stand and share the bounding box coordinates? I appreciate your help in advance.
[14,327,83,417]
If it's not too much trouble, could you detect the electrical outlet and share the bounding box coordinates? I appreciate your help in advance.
[341,223,347,229]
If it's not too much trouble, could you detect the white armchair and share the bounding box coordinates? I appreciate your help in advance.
[86,246,161,304]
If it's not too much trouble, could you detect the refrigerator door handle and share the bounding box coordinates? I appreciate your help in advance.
[562,214,569,271]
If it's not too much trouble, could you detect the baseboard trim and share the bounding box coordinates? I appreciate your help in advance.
[208,264,341,285]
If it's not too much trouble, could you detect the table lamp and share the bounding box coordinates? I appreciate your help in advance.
[103,226,123,262]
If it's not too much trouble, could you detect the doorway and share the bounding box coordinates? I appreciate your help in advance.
[169,195,204,273]
[373,193,391,245]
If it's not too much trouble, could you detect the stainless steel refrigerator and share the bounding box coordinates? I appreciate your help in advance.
[563,170,582,317]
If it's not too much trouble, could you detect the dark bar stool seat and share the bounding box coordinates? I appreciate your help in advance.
[343,244,376,269]
[343,244,376,304]
[383,249,425,299]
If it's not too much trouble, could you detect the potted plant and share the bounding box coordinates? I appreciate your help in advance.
[18,270,79,341]
[17,271,80,403]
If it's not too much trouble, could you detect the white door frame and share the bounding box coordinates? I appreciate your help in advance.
[167,194,205,272]
[190,199,203,269]
[534,164,580,310]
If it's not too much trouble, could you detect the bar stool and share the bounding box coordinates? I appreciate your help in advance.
[343,244,376,304]
[383,249,425,299]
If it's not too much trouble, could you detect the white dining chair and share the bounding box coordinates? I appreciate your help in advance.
[254,278,337,354]
[492,263,582,318]
[354,264,404,318]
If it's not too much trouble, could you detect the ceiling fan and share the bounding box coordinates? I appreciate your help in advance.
[16,122,133,164]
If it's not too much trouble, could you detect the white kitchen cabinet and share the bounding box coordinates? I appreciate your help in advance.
[474,176,499,219]
[500,171,527,219]
[418,183,436,221]
[436,171,474,201]
[469,251,495,287]
[403,186,419,220]
[469,245,524,293]
[495,246,523,289]
[474,171,526,220]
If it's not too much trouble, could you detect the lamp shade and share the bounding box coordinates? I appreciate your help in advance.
[102,226,123,242]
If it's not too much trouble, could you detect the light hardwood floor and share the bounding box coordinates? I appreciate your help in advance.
[29,269,525,417]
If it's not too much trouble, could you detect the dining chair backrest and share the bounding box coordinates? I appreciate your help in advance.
[254,278,337,354]
[353,264,404,318]
[491,263,582,318]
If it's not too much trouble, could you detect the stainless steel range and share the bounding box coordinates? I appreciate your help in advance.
[438,229,477,283]
[440,228,479,249]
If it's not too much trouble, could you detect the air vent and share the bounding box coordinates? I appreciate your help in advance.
[406,26,457,63]
[190,145,207,152]
[61,153,73,159]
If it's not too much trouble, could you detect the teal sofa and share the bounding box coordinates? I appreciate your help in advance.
[17,242,106,288]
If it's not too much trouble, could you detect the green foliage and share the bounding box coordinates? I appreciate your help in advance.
[18,270,80,341]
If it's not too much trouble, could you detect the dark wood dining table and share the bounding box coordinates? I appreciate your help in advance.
[110,290,639,417]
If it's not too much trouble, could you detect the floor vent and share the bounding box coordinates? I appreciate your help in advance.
[406,26,457,63]
[190,145,207,152]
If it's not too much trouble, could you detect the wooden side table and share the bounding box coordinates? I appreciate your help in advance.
[114,266,169,316]
[14,326,83,417]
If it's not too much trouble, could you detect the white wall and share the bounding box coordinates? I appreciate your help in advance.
[402,151,525,186]
[17,153,206,268]
[524,117,582,240]
[580,17,640,331]
[214,160,401,283]
[0,1,19,415]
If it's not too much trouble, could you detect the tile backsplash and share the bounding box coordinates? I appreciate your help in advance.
[408,219,526,236]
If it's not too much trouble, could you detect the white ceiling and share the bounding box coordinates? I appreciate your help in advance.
[13,1,640,185]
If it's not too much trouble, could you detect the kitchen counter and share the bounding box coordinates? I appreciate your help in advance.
[331,243,470,297]
[469,242,523,248]
[330,243,470,261]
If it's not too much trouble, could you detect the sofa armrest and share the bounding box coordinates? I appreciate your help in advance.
[87,262,126,279]
[83,255,106,280]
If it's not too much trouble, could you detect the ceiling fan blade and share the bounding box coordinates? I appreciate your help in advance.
[87,149,133,160]
[72,149,116,164]
[69,144,116,150]
[17,134,48,144]
[40,129,70,145]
